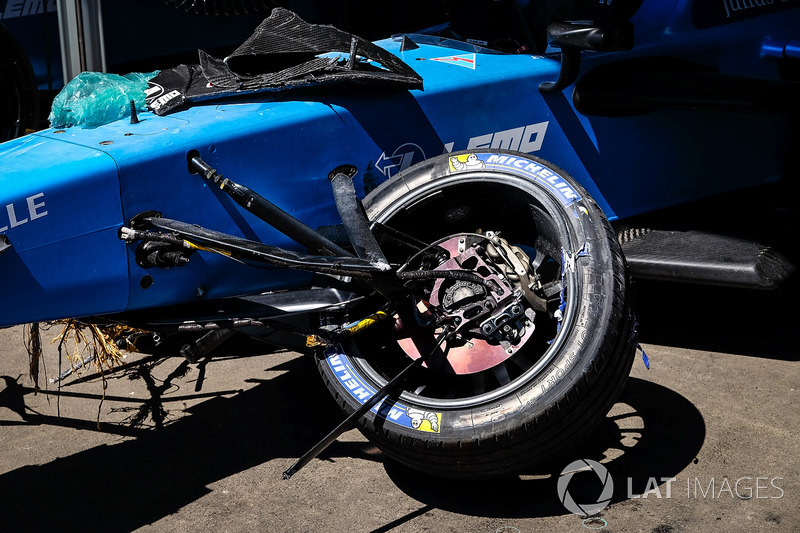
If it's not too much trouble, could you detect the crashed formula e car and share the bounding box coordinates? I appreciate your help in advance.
[0,1,797,478]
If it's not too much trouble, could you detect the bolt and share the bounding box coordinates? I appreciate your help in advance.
[482,324,493,334]
[511,305,522,315]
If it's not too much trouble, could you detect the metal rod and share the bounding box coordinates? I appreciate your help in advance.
[143,216,383,276]
[283,327,452,479]
[189,155,353,258]
[370,222,429,253]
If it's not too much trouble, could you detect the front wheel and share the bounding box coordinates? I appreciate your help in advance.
[316,150,636,478]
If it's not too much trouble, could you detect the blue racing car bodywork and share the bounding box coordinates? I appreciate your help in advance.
[0,1,797,477]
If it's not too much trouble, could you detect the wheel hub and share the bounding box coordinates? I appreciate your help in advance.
[442,280,486,311]
[396,234,538,375]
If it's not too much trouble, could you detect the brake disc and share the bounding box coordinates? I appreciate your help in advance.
[395,234,538,375]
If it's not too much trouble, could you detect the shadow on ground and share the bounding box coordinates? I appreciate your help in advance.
[5,271,796,530]
[380,376,705,526]
[0,355,705,532]
[0,354,373,531]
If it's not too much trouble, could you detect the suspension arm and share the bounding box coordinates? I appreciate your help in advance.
[135,216,389,276]
[189,154,352,258]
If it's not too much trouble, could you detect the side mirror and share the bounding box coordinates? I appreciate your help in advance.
[539,21,633,92]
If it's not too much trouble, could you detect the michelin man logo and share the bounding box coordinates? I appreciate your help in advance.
[449,153,486,172]
[407,408,441,433]
[557,459,614,517]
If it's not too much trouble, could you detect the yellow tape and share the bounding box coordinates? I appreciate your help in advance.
[346,311,388,335]
[185,240,232,257]
[305,311,389,348]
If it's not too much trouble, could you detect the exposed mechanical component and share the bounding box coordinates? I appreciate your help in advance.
[442,280,486,312]
[120,226,196,269]
[284,325,455,479]
[478,300,524,337]
[483,230,546,312]
[395,233,541,374]
[306,310,390,348]
[134,240,194,269]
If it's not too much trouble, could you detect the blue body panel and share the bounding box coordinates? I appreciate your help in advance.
[0,1,797,327]
[0,135,128,323]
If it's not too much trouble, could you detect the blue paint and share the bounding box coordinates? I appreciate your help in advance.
[0,3,797,326]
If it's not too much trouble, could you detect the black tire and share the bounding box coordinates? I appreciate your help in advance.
[0,23,39,142]
[316,150,636,478]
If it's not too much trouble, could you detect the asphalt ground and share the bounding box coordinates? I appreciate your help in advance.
[0,278,797,533]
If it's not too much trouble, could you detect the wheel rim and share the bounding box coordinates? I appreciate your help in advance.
[352,174,582,409]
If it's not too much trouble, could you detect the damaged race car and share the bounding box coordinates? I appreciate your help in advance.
[0,1,797,479]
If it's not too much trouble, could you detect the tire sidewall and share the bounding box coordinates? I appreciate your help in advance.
[317,150,626,449]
